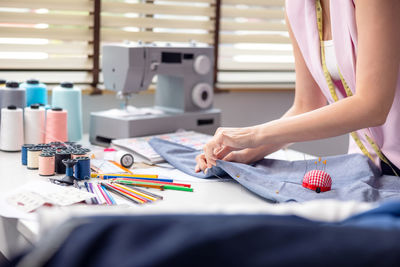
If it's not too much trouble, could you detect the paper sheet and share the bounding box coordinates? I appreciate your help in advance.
[0,181,95,219]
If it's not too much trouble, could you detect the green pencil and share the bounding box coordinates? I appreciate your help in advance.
[115,180,194,192]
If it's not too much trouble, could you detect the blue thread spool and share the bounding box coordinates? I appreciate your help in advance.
[20,79,47,107]
[74,156,90,180]
[51,82,83,142]
[21,144,34,165]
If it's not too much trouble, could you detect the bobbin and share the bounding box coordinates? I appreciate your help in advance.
[74,156,91,180]
[38,152,55,176]
[72,150,86,159]
[61,158,78,185]
[55,150,71,174]
[27,147,42,170]
[21,144,35,165]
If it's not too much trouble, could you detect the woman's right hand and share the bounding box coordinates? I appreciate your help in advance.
[195,149,253,173]
[194,142,288,173]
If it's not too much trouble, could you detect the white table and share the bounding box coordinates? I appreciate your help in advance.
[0,141,371,261]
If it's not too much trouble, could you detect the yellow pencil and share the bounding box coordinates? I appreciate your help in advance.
[113,183,157,202]
[91,173,159,179]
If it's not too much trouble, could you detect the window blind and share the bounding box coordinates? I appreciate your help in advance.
[218,0,295,87]
[0,0,94,85]
[101,0,215,45]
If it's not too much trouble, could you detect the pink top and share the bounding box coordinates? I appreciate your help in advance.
[286,0,400,169]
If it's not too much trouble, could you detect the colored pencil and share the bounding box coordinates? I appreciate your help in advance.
[110,161,133,174]
[84,181,98,204]
[101,183,141,204]
[101,175,173,183]
[115,178,191,188]
[113,183,157,202]
[104,183,147,203]
[89,182,103,204]
[123,185,164,200]
[113,180,164,190]
[114,180,194,192]
[101,185,116,205]
[97,184,112,205]
[91,173,158,179]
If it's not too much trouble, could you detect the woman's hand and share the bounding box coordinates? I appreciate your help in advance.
[202,126,261,169]
[195,149,254,173]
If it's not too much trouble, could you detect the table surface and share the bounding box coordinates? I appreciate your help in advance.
[0,138,313,259]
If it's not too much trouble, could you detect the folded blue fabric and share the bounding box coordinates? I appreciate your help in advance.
[149,138,400,203]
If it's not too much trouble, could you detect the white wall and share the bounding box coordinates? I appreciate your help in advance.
[82,90,349,156]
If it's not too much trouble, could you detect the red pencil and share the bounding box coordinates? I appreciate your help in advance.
[114,178,191,188]
[106,183,148,203]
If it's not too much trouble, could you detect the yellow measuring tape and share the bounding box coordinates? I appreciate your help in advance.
[316,0,399,176]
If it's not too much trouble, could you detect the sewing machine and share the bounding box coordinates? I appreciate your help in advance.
[89,44,221,146]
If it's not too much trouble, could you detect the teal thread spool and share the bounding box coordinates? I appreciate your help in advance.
[51,82,83,142]
[20,79,47,107]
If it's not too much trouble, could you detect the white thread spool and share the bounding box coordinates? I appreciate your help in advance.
[24,104,45,145]
[27,147,41,169]
[0,106,24,151]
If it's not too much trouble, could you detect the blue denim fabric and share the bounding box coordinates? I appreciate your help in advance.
[149,138,400,203]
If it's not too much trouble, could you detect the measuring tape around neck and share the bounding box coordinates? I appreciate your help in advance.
[315,0,399,176]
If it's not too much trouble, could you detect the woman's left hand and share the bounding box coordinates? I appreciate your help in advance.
[203,126,260,168]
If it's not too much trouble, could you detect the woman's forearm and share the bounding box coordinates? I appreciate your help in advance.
[254,95,385,146]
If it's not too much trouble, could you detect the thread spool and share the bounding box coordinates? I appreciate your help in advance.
[45,107,68,143]
[52,82,82,142]
[24,104,45,145]
[0,79,5,87]
[114,150,134,168]
[20,79,47,107]
[55,150,71,174]
[74,156,91,180]
[0,81,25,124]
[72,150,86,159]
[62,158,78,184]
[0,106,24,151]
[27,147,42,170]
[38,152,55,176]
[21,144,35,165]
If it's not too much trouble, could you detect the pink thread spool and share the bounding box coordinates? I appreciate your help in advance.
[45,107,67,143]
[38,152,55,176]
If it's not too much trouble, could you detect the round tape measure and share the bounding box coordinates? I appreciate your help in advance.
[114,151,134,168]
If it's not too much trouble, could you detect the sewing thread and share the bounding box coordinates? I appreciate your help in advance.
[0,106,24,151]
[38,152,55,176]
[24,104,45,144]
[45,107,68,143]
[27,147,42,169]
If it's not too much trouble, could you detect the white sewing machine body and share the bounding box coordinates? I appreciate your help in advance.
[90,44,220,146]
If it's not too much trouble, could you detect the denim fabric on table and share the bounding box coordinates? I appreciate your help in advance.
[149,138,400,203]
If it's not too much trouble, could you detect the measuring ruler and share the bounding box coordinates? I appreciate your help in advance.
[316,0,398,176]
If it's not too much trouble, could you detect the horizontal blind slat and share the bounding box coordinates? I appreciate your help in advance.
[220,34,289,44]
[219,60,294,70]
[102,16,214,30]
[102,2,215,17]
[0,27,93,41]
[221,21,287,31]
[0,0,93,12]
[0,71,93,84]
[221,7,284,19]
[220,47,292,56]
[102,29,213,43]
[0,43,92,55]
[154,0,216,3]
[0,12,93,27]
[0,58,93,70]
[222,0,285,6]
